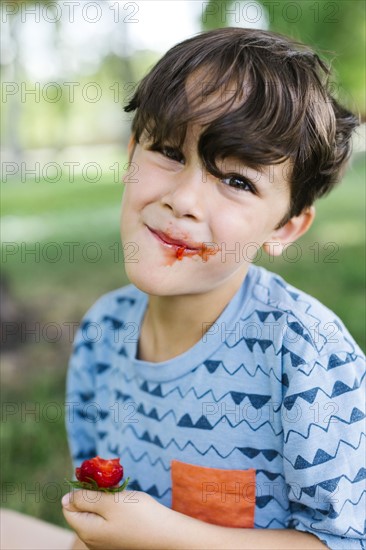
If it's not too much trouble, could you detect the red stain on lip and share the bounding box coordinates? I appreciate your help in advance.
[147,226,220,262]
[176,246,186,260]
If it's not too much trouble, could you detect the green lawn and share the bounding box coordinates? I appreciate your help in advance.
[1,152,365,527]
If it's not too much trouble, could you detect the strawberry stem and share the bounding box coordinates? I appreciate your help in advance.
[64,477,130,493]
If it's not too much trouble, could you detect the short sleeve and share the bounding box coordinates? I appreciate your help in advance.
[282,350,366,550]
[65,307,102,476]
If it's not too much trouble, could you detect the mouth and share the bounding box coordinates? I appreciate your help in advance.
[148,227,202,251]
[146,226,202,252]
[146,225,203,260]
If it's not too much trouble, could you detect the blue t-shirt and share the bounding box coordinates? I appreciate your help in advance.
[65,264,365,549]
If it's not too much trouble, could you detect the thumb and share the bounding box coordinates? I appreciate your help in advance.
[62,489,105,513]
[62,490,105,534]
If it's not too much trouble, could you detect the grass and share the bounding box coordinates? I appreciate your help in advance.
[1,152,365,527]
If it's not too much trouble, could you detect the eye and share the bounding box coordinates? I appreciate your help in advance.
[221,174,256,194]
[159,146,185,164]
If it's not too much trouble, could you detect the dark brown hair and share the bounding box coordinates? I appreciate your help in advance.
[124,27,359,228]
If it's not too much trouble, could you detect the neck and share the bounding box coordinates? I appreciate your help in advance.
[138,267,250,362]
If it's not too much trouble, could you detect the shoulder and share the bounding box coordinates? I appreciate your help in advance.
[79,283,145,324]
[248,265,364,363]
[71,284,146,352]
[248,267,365,432]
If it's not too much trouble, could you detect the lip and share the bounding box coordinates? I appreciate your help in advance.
[146,226,201,250]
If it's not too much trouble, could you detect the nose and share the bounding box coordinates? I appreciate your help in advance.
[160,166,206,220]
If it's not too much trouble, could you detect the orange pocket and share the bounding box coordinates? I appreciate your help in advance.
[171,460,256,528]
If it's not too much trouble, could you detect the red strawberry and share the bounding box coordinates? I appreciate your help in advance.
[75,456,124,488]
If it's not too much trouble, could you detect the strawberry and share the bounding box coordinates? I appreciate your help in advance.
[75,456,124,488]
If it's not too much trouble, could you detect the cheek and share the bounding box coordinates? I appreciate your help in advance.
[215,209,260,240]
[127,165,163,207]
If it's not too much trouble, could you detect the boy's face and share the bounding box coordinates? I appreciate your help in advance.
[120,125,296,298]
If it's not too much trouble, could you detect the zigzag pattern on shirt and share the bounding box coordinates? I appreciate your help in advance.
[289,502,347,527]
[343,524,366,537]
[290,432,365,470]
[291,351,361,378]
[256,495,290,511]
[115,296,136,306]
[110,368,262,404]
[74,340,94,353]
[256,469,285,481]
[226,334,313,368]
[255,517,288,529]
[196,360,283,383]
[106,360,283,397]
[127,478,171,499]
[332,491,366,518]
[120,446,171,471]
[283,371,366,410]
[310,491,366,521]
[76,408,109,421]
[138,381,221,403]
[101,315,125,330]
[284,408,366,443]
[312,499,366,528]
[135,404,281,430]
[254,309,284,321]
[77,390,95,402]
[122,424,284,459]
[73,448,97,461]
[261,278,325,345]
[113,375,280,410]
[176,412,282,434]
[299,468,366,498]
[119,448,285,483]
[107,442,119,455]
[138,376,281,406]
[251,309,315,348]
[73,319,108,350]
[225,335,276,354]
[66,267,366,548]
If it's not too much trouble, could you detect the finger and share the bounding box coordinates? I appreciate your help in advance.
[62,490,106,516]
[62,505,105,538]
[62,491,105,538]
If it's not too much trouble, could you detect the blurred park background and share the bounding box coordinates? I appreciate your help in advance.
[1,0,365,529]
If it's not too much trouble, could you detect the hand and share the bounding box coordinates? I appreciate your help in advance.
[62,489,173,550]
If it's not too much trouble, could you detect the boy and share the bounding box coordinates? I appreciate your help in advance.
[61,28,365,550]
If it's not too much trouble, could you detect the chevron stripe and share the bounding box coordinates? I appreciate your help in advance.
[66,265,366,547]
[284,371,366,410]
[287,432,365,470]
[127,479,171,499]
[120,447,171,471]
[255,518,287,529]
[121,424,283,459]
[299,468,366,499]
[284,410,366,444]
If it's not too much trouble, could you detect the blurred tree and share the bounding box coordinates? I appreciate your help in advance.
[1,0,64,157]
[201,0,365,117]
[1,0,137,150]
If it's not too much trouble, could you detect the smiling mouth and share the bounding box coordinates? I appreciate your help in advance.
[146,226,205,260]
[147,226,200,251]
[145,225,220,261]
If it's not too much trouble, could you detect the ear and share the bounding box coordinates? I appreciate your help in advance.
[262,206,315,257]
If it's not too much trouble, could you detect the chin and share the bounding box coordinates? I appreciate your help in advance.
[123,264,169,295]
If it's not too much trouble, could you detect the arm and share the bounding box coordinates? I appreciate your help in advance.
[162,512,327,550]
[65,317,99,468]
[62,489,327,550]
[281,349,365,550]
